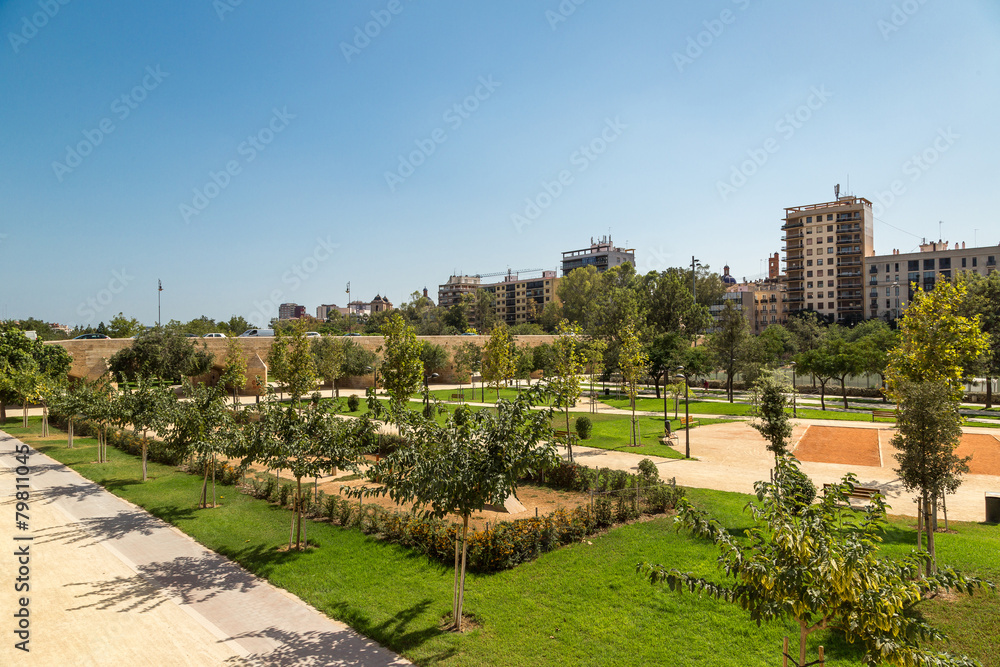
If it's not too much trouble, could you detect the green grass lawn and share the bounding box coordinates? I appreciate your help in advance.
[5,416,998,667]
[565,412,733,460]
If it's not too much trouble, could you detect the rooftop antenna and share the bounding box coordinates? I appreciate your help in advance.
[939,221,943,241]
[834,183,840,199]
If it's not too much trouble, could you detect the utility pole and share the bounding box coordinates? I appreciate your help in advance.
[345,281,351,333]
[691,255,700,345]
[158,279,163,328]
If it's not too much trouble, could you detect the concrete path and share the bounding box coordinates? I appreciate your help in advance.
[0,431,409,667]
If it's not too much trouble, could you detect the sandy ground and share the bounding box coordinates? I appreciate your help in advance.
[794,425,882,467]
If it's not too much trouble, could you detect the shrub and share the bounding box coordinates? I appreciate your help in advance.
[575,416,593,440]
[637,458,658,484]
[278,483,291,507]
[422,402,434,419]
[645,483,684,514]
[778,465,817,513]
[324,495,340,520]
[594,497,614,527]
[347,394,360,412]
[338,499,355,526]
[244,476,276,501]
[453,404,472,426]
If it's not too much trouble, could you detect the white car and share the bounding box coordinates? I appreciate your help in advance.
[203,333,227,338]
[305,331,321,337]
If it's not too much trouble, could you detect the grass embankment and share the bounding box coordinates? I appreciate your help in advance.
[6,417,996,667]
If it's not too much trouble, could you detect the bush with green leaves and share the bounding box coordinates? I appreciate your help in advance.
[575,415,592,440]
[637,458,658,483]
[777,462,817,513]
[346,394,360,411]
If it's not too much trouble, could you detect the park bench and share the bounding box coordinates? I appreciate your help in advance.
[824,483,880,501]
[554,429,578,445]
[871,409,895,422]
[678,417,698,429]
[450,392,465,401]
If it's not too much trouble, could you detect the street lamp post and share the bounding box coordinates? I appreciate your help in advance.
[675,367,690,459]
[157,279,163,328]
[790,361,798,418]
[424,372,439,410]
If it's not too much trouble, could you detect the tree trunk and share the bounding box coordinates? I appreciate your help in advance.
[295,477,303,549]
[654,375,661,399]
[23,404,28,428]
[565,408,573,462]
[456,515,470,630]
[141,436,148,482]
[840,378,848,410]
[452,538,461,625]
[942,491,949,531]
[211,454,217,507]
[68,419,74,448]
[986,376,993,410]
[819,382,826,410]
[799,622,809,667]
[0,399,5,422]
[201,462,210,508]
[931,494,938,533]
[916,496,923,553]
[924,489,935,576]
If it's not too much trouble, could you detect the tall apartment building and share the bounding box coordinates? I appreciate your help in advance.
[316,304,339,320]
[437,275,481,308]
[864,240,999,320]
[782,194,873,325]
[278,302,306,320]
[728,278,787,334]
[561,236,635,276]
[484,271,559,325]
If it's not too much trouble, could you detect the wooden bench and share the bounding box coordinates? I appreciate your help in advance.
[450,393,465,401]
[824,483,880,501]
[678,417,698,429]
[871,409,895,422]
[554,429,578,445]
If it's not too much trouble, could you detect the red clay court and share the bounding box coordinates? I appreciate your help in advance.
[793,425,1000,476]
[793,426,881,467]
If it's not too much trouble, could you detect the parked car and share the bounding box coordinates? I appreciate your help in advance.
[238,329,276,337]
[341,332,361,336]
[203,333,227,338]
[73,333,110,340]
[305,331,321,337]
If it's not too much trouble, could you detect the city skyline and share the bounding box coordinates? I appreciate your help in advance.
[2,1,999,327]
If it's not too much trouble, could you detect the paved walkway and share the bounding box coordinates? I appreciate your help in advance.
[0,431,409,667]
[564,418,1000,523]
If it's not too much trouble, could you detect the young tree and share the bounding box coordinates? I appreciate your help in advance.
[618,318,648,448]
[118,377,174,481]
[960,270,1000,408]
[640,456,993,667]
[267,331,290,400]
[482,323,517,400]
[378,312,424,409]
[169,380,233,508]
[310,336,346,397]
[892,380,968,574]
[550,321,587,460]
[794,342,840,410]
[0,323,71,421]
[107,312,144,339]
[108,329,213,382]
[885,279,988,403]
[749,370,794,464]
[849,319,897,402]
[453,341,482,398]
[419,341,449,380]
[220,337,248,407]
[283,324,319,405]
[706,300,750,402]
[358,385,557,630]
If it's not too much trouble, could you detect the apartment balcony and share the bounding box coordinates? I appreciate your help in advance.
[781,219,804,231]
[839,279,862,288]
[782,231,804,241]
[782,243,804,251]
[836,247,861,255]
[836,223,861,232]
[836,235,861,245]
[837,270,861,278]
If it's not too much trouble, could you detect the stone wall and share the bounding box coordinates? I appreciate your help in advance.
[47,334,559,389]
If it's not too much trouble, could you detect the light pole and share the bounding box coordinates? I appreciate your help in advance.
[345,282,352,333]
[157,279,163,328]
[424,372,439,411]
[690,256,702,344]
[790,361,798,418]
[675,367,690,459]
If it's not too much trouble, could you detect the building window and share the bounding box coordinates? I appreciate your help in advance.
[827,217,833,222]
[938,258,951,270]
[827,247,833,254]
[908,260,919,271]
[886,299,891,309]
[807,260,813,266]
[828,291,834,298]
[817,259,823,265]
[807,303,814,310]
[807,292,814,299]
[806,228,813,234]
[962,257,967,268]
[827,236,834,243]
[806,216,812,223]
[807,249,813,256]
[806,271,813,277]
[973,257,978,267]
[829,302,835,309]
[923,259,935,270]
[885,287,890,296]
[817,280,823,287]
[817,303,824,309]
[828,269,834,276]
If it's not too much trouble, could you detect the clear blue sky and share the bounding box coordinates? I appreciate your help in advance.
[2,0,998,328]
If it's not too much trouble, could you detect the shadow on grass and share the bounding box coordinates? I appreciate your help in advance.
[331,597,449,656]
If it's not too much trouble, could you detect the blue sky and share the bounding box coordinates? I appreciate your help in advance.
[2,0,998,328]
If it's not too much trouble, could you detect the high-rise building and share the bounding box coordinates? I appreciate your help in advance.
[484,271,559,325]
[278,302,306,320]
[438,275,481,308]
[561,236,635,276]
[316,304,339,320]
[782,193,873,325]
[865,240,998,321]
